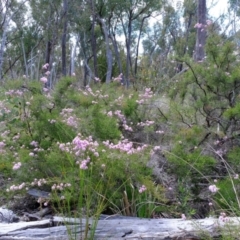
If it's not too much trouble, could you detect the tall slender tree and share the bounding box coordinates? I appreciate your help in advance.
[194,0,206,61]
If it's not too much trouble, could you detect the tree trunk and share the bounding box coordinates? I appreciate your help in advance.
[0,16,9,80]
[61,0,68,76]
[90,0,98,79]
[110,32,125,84]
[126,15,132,87]
[97,16,113,83]
[134,15,150,76]
[194,0,206,62]
[70,35,79,76]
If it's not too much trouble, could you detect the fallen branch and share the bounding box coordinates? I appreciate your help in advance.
[1,215,240,240]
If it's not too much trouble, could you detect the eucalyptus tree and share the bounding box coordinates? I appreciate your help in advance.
[194,0,206,61]
[140,0,197,82]
[114,0,164,86]
[61,0,68,76]
[0,0,28,79]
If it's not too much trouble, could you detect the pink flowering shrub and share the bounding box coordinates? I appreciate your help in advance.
[0,77,167,219]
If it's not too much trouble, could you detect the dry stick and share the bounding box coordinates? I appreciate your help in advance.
[123,191,131,216]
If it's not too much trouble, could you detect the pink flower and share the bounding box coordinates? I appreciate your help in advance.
[181,214,186,220]
[194,23,203,28]
[139,185,147,193]
[13,162,21,170]
[234,174,239,179]
[40,77,48,83]
[209,184,219,193]
[42,63,49,70]
[206,20,212,25]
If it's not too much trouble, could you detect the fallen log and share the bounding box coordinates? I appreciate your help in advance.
[1,215,240,240]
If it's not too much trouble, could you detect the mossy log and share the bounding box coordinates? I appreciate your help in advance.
[1,214,240,240]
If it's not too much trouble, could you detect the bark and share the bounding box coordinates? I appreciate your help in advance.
[194,0,206,61]
[61,0,68,76]
[21,37,28,76]
[120,14,131,87]
[90,0,98,79]
[70,35,79,76]
[97,16,113,83]
[109,32,125,84]
[134,15,150,76]
[0,214,239,239]
[126,13,133,87]
[0,17,9,80]
[45,41,52,65]
[0,0,10,80]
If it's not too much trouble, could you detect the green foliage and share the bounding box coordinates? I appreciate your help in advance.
[0,77,167,222]
[167,144,216,178]
[122,96,138,119]
[214,178,240,214]
[92,106,121,140]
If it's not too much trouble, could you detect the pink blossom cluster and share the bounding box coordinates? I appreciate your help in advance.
[194,23,204,29]
[42,63,49,70]
[112,73,123,82]
[30,141,38,147]
[103,139,147,154]
[194,20,212,32]
[7,182,26,192]
[95,77,101,82]
[76,156,90,170]
[153,146,161,151]
[181,213,186,220]
[48,119,56,124]
[209,184,219,193]
[113,110,133,132]
[219,212,229,223]
[45,71,51,76]
[29,141,44,156]
[139,185,147,193]
[60,108,79,128]
[12,162,21,170]
[114,95,124,105]
[85,85,96,96]
[136,88,153,104]
[5,89,23,96]
[58,135,99,158]
[156,130,164,134]
[37,197,49,206]
[66,116,78,128]
[2,108,11,115]
[12,133,20,141]
[40,63,49,83]
[0,101,11,115]
[40,77,48,83]
[58,142,72,152]
[72,135,99,156]
[0,141,6,153]
[31,178,47,187]
[137,120,154,127]
[99,94,109,99]
[51,182,71,191]
[1,130,10,137]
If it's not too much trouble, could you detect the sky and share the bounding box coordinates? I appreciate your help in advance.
[207,0,228,18]
[171,0,228,18]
